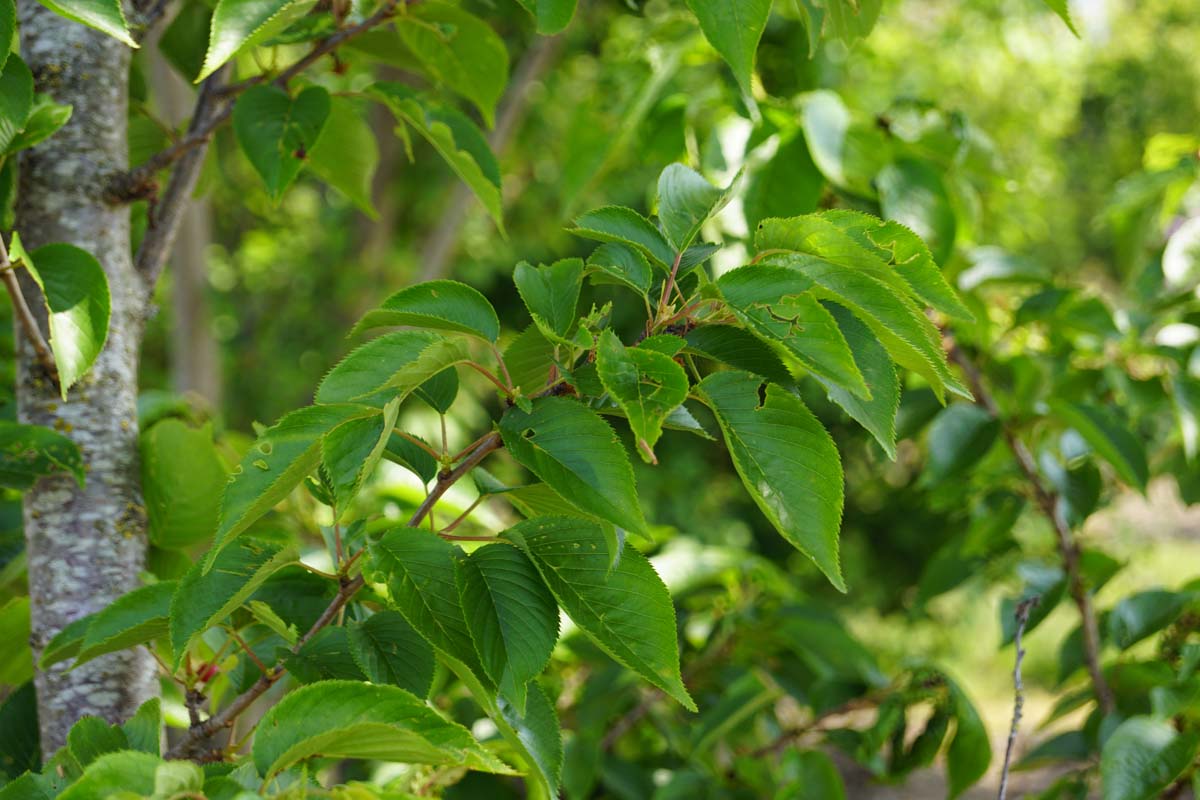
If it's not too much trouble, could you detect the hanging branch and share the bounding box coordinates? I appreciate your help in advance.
[998,595,1039,800]
[944,337,1115,714]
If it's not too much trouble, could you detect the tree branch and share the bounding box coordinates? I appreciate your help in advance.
[998,595,1038,800]
[0,237,57,380]
[944,337,1115,715]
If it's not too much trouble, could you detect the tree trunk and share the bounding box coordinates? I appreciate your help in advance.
[17,4,155,756]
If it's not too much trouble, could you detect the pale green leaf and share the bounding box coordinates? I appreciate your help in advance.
[141,419,226,549]
[307,96,379,217]
[515,0,577,34]
[34,0,135,48]
[199,0,313,81]
[595,330,689,464]
[57,751,159,800]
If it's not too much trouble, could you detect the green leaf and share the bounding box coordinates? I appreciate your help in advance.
[354,279,500,342]
[689,670,778,755]
[397,3,508,127]
[10,236,111,399]
[877,159,958,268]
[1108,589,1194,650]
[0,0,12,74]
[66,716,126,769]
[515,0,577,34]
[170,538,296,662]
[318,332,471,407]
[159,1,211,80]
[233,85,330,202]
[384,432,439,484]
[504,516,695,711]
[823,0,882,42]
[0,55,32,155]
[504,325,557,396]
[684,325,793,385]
[72,581,175,669]
[716,264,868,398]
[514,259,583,341]
[57,751,159,800]
[39,614,90,669]
[569,206,676,270]
[152,761,203,797]
[800,90,889,198]
[499,681,563,795]
[210,404,375,566]
[1100,717,1199,800]
[1041,0,1080,36]
[121,698,161,756]
[655,163,736,252]
[6,94,71,155]
[34,0,135,47]
[0,683,40,778]
[456,542,559,714]
[370,83,504,233]
[595,330,689,464]
[945,675,991,799]
[366,529,482,672]
[347,610,436,697]
[743,132,823,231]
[819,303,900,458]
[1049,402,1148,491]
[695,370,845,590]
[501,481,625,574]
[285,627,366,683]
[307,96,379,217]
[926,404,999,481]
[0,598,30,686]
[198,0,312,81]
[0,421,84,489]
[415,367,459,414]
[141,419,226,549]
[682,0,770,101]
[251,680,510,779]
[322,400,399,519]
[585,243,653,298]
[498,397,649,538]
[247,599,297,645]
[778,750,847,799]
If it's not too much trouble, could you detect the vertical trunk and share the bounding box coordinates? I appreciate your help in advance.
[17,5,155,755]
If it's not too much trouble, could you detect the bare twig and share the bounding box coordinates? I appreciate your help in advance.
[746,694,880,760]
[998,595,1039,800]
[0,237,57,380]
[944,338,1115,714]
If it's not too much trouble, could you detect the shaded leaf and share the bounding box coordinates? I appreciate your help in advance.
[655,163,736,251]
[569,206,676,270]
[233,85,330,202]
[141,419,226,549]
[0,421,84,489]
[595,330,689,463]
[1049,402,1148,491]
[1100,717,1199,800]
[347,610,436,697]
[682,0,770,101]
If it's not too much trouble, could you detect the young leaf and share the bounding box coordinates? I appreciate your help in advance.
[66,716,127,769]
[354,280,500,342]
[499,682,563,795]
[140,419,226,549]
[1049,402,1149,491]
[655,163,737,252]
[946,675,991,799]
[585,243,653,298]
[347,610,436,697]
[498,397,650,538]
[504,516,695,711]
[569,206,676,270]
[1100,717,1200,800]
[317,331,470,406]
[818,304,900,458]
[514,258,583,341]
[370,83,504,232]
[0,54,32,155]
[716,264,868,398]
[397,3,508,127]
[209,404,375,565]
[251,680,512,779]
[198,0,311,81]
[34,0,135,47]
[456,542,559,714]
[515,0,577,34]
[10,236,110,399]
[595,330,689,464]
[307,96,380,217]
[682,0,770,102]
[695,370,845,591]
[0,421,84,489]
[121,698,161,755]
[233,85,331,202]
[170,538,297,661]
[321,398,400,518]
[72,581,176,669]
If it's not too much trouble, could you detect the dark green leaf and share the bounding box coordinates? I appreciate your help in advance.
[877,159,957,268]
[926,404,999,480]
[1041,0,1080,36]
[655,163,736,251]
[307,96,379,217]
[383,432,439,484]
[819,303,900,458]
[73,581,175,669]
[120,698,161,756]
[946,676,990,799]
[0,55,32,155]
[585,243,653,298]
[499,682,563,796]
[414,367,459,414]
[321,400,399,519]
[7,94,72,154]
[284,627,366,683]
[0,421,84,489]
[684,325,793,385]
[682,0,770,101]
[744,132,823,232]
[1100,717,1199,800]
[514,258,583,340]
[1108,589,1195,650]
[318,332,470,407]
[233,85,330,202]
[347,610,436,697]
[596,330,689,464]
[354,280,500,342]
[0,682,38,778]
[1049,402,1148,491]
[570,206,676,270]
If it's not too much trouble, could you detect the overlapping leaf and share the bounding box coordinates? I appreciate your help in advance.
[354,279,500,342]
[570,206,676,269]
[595,330,689,463]
[0,421,84,489]
[317,331,470,406]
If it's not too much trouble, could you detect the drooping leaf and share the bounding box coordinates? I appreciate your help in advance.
[307,96,379,217]
[499,681,563,795]
[317,332,471,407]
[209,404,375,566]
[0,421,84,489]
[515,0,577,34]
[34,0,135,47]
[10,236,110,399]
[347,610,436,697]
[370,83,504,232]
[383,432,439,484]
[569,206,676,270]
[926,404,999,480]
[199,0,312,81]
[514,259,583,340]
[72,581,175,669]
[0,55,32,155]
[595,330,689,463]
[1041,0,1080,36]
[251,680,511,779]
[498,397,649,538]
[1100,717,1200,800]
[684,325,793,385]
[505,516,695,710]
[945,675,991,799]
[716,264,868,398]
[682,0,770,101]
[1049,402,1148,492]
[354,279,500,342]
[819,303,900,458]
[321,399,399,518]
[655,163,737,252]
[695,370,845,590]
[141,419,226,549]
[232,85,331,202]
[170,538,297,662]
[456,542,559,713]
[397,3,508,126]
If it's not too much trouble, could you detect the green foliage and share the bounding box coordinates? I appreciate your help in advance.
[0,421,84,488]
[233,85,331,203]
[33,0,134,47]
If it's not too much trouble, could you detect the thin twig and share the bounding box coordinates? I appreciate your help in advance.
[998,596,1039,800]
[944,337,1115,714]
[226,627,271,676]
[393,430,443,461]
[746,695,880,759]
[0,237,57,380]
[655,250,686,324]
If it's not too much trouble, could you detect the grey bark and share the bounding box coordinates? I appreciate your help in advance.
[17,3,156,755]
